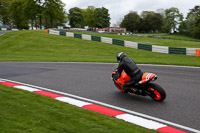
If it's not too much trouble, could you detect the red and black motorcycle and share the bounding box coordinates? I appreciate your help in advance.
[111,67,166,101]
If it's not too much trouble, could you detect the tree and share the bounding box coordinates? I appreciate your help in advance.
[24,0,39,29]
[68,7,84,28]
[10,0,29,29]
[43,0,66,28]
[188,5,200,16]
[0,0,67,29]
[163,7,183,33]
[95,7,110,28]
[179,6,200,38]
[83,6,97,30]
[0,0,11,25]
[188,6,200,38]
[179,14,196,35]
[147,13,163,32]
[140,11,157,33]
[32,0,45,29]
[139,11,151,32]
[193,22,200,38]
[120,11,141,32]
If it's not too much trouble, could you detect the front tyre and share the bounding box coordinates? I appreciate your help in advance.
[147,83,166,101]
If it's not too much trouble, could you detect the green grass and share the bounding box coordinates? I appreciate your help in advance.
[0,30,200,66]
[0,84,158,133]
[163,34,200,42]
[73,32,200,48]
[132,33,166,36]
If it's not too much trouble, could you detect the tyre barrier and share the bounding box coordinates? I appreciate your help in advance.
[46,29,200,56]
[0,28,19,31]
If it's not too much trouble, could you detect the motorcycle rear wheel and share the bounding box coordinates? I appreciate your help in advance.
[147,83,166,101]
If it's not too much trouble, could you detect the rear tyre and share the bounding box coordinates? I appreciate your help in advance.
[147,83,166,101]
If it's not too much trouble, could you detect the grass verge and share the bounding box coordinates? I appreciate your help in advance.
[0,30,200,66]
[0,84,158,133]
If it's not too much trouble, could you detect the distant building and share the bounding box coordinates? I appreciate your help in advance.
[96,27,126,33]
[70,28,87,31]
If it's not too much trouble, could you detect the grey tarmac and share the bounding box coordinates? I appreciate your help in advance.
[0,62,199,132]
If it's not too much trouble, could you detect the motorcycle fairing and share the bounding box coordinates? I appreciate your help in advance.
[111,70,130,92]
[116,70,130,84]
[139,72,157,84]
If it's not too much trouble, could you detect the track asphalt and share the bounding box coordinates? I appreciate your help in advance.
[0,30,13,36]
[0,62,199,132]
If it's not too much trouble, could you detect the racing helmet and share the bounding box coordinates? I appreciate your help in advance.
[117,52,126,62]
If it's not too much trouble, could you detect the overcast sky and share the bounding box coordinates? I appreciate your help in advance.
[62,0,200,26]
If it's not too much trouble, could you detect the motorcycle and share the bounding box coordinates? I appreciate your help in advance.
[111,66,166,101]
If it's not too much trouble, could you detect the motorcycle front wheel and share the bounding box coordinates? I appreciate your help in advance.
[146,83,166,101]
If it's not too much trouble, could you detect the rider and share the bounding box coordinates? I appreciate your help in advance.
[113,52,143,93]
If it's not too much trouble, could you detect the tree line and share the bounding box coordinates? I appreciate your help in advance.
[68,6,200,38]
[119,6,200,39]
[68,6,110,30]
[179,6,200,38]
[119,8,183,33]
[0,1,199,38]
[0,0,67,29]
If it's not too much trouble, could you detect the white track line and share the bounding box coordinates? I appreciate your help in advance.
[1,62,199,69]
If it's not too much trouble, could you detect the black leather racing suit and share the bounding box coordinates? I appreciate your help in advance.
[117,56,143,92]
